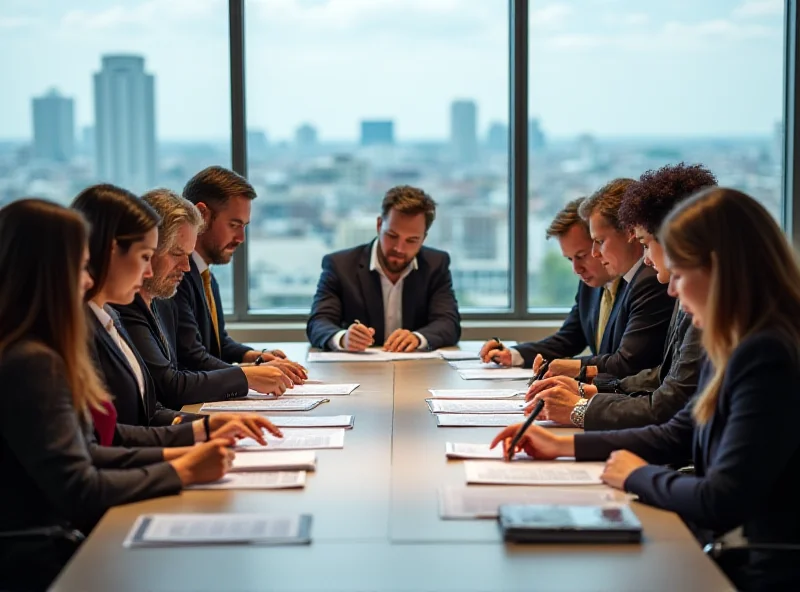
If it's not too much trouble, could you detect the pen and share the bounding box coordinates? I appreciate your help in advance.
[526,358,551,387]
[490,336,504,363]
[506,399,545,461]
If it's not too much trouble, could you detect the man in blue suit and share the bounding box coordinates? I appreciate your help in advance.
[306,185,461,352]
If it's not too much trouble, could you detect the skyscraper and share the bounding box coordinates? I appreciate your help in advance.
[529,118,546,151]
[486,121,508,152]
[32,88,74,162]
[296,123,318,148]
[450,100,478,164]
[360,120,394,146]
[94,55,156,192]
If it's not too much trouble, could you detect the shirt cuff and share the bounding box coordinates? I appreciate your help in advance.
[192,419,206,443]
[509,348,525,367]
[329,330,347,351]
[414,332,429,350]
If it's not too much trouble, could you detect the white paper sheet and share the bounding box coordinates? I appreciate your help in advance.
[435,414,528,427]
[123,513,311,546]
[438,350,480,361]
[438,486,624,519]
[231,450,316,472]
[260,415,355,429]
[445,442,533,460]
[247,383,359,397]
[458,368,533,381]
[447,360,504,369]
[199,398,329,412]
[428,389,524,399]
[426,399,527,414]
[236,428,345,450]
[464,461,605,485]
[187,471,307,490]
[307,349,441,363]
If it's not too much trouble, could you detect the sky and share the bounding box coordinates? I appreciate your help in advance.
[0,0,786,141]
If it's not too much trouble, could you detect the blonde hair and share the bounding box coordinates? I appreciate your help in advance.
[661,187,800,423]
[0,199,109,414]
[141,188,204,253]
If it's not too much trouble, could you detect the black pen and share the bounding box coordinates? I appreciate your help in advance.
[506,399,545,461]
[526,358,551,387]
[490,336,505,363]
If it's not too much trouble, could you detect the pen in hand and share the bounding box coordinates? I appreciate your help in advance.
[526,358,551,387]
[506,399,545,461]
[490,336,504,363]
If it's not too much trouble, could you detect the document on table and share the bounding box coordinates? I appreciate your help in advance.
[199,398,329,412]
[458,368,533,381]
[307,349,441,363]
[447,360,504,369]
[426,399,527,414]
[446,442,532,460]
[464,461,605,485]
[187,471,307,490]
[247,383,359,397]
[438,350,480,361]
[438,486,625,519]
[261,415,355,429]
[236,428,345,450]
[123,513,313,547]
[428,389,524,399]
[231,451,317,472]
[436,414,527,427]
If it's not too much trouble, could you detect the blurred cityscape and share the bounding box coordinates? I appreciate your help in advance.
[0,55,783,313]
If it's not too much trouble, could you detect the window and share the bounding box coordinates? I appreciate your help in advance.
[244,0,510,313]
[527,0,785,309]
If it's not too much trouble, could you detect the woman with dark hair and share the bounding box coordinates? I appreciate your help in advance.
[492,188,800,590]
[71,184,282,446]
[0,199,234,591]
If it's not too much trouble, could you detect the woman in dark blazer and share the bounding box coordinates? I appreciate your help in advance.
[0,200,234,591]
[71,185,281,446]
[492,188,800,591]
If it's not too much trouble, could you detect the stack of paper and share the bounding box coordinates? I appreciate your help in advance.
[458,368,533,381]
[248,384,359,398]
[428,389,524,399]
[438,350,480,361]
[438,487,623,519]
[199,398,329,412]
[123,514,313,547]
[231,450,316,472]
[236,428,345,450]
[187,471,307,490]
[426,399,527,414]
[261,415,355,429]
[447,360,503,370]
[464,460,606,485]
[436,414,561,428]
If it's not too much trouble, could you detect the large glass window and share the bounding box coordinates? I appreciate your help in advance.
[527,0,785,309]
[244,0,510,313]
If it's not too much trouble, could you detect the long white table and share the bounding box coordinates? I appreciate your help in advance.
[51,343,733,591]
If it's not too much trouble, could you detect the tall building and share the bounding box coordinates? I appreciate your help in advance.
[486,121,508,152]
[295,123,318,147]
[450,100,478,164]
[94,55,156,192]
[360,120,394,146]
[529,118,546,151]
[247,129,269,161]
[32,88,75,162]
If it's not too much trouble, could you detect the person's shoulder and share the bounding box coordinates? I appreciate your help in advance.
[418,245,451,266]
[324,243,371,265]
[0,339,63,378]
[732,327,800,366]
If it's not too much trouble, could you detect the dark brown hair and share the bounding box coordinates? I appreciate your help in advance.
[546,197,588,239]
[0,199,108,412]
[381,185,437,231]
[578,178,636,230]
[71,184,160,300]
[183,166,257,210]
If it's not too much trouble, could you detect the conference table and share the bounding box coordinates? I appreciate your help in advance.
[51,342,733,591]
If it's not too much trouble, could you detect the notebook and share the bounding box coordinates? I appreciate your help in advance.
[497,504,642,543]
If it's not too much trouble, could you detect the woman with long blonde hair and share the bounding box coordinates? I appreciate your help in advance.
[491,187,800,590]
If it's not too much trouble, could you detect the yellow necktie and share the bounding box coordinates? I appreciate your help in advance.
[596,278,621,351]
[200,268,221,351]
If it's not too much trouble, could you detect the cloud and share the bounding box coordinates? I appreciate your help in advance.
[733,0,783,18]
[0,16,37,29]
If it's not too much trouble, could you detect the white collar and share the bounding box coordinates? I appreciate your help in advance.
[622,257,644,285]
[192,251,209,275]
[369,239,418,275]
[88,300,114,330]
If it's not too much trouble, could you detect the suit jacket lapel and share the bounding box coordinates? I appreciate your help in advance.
[587,286,604,351]
[402,267,421,332]
[188,257,217,354]
[357,245,385,343]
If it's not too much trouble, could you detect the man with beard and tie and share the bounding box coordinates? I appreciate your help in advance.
[306,185,461,352]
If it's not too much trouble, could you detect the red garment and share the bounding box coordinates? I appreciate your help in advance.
[90,400,117,446]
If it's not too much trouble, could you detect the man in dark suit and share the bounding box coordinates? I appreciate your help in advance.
[306,185,461,351]
[175,166,297,366]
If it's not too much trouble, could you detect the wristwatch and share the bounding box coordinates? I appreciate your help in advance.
[577,382,587,399]
[570,398,589,428]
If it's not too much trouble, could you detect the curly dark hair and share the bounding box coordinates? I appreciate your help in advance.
[618,162,717,235]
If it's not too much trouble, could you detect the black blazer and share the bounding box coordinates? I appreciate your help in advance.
[87,306,197,445]
[306,241,461,350]
[174,256,252,364]
[115,294,248,410]
[585,305,704,430]
[514,263,674,376]
[0,340,182,536]
[575,329,800,589]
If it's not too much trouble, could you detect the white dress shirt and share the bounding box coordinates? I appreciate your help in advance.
[89,301,146,402]
[330,240,429,351]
